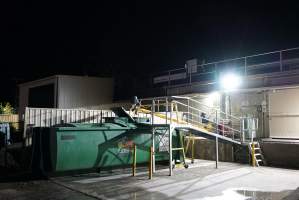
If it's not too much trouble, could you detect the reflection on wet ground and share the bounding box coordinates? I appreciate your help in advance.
[236,189,291,200]
[1,160,299,200]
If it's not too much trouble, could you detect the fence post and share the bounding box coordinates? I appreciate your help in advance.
[132,144,137,176]
[149,146,153,179]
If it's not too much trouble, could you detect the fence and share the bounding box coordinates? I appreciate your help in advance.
[0,114,19,123]
[23,107,115,146]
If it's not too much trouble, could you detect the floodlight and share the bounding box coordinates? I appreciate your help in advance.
[220,73,242,91]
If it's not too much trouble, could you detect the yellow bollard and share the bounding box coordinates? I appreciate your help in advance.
[191,137,195,164]
[251,143,255,167]
[149,146,153,179]
[132,144,137,176]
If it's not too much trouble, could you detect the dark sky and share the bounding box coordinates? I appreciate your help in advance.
[1,1,299,104]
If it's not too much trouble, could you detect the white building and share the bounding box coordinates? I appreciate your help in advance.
[19,75,114,116]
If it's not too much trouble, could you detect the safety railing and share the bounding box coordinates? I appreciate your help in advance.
[153,47,299,87]
[133,96,245,143]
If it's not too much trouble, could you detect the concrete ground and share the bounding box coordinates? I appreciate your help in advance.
[1,160,299,200]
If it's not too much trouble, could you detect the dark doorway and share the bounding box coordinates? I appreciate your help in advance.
[28,84,55,108]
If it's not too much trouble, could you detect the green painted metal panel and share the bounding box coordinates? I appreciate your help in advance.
[33,119,182,173]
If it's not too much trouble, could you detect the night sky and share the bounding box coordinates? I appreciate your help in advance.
[1,1,299,105]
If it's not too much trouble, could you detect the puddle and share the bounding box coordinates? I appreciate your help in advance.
[201,189,293,200]
[236,189,292,200]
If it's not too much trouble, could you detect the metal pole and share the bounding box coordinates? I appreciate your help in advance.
[4,127,8,168]
[157,100,160,112]
[251,143,255,167]
[280,51,283,72]
[166,98,168,124]
[215,137,219,169]
[241,118,245,143]
[215,110,218,134]
[151,100,155,173]
[149,146,153,179]
[168,71,171,86]
[244,57,247,76]
[214,63,217,81]
[132,144,137,176]
[187,99,190,124]
[191,136,195,164]
[169,103,173,176]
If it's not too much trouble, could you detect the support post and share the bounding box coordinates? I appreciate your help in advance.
[166,98,168,124]
[191,136,195,164]
[149,146,153,179]
[251,143,255,167]
[168,71,171,86]
[169,102,173,176]
[151,100,155,173]
[187,98,190,124]
[132,144,137,176]
[244,57,247,76]
[280,51,283,72]
[152,127,155,173]
[215,137,219,169]
[215,110,218,134]
[4,129,8,168]
[169,125,173,176]
[241,118,245,143]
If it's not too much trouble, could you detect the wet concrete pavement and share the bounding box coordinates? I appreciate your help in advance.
[1,160,299,199]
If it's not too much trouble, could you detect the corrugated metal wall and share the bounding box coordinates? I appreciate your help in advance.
[23,107,115,146]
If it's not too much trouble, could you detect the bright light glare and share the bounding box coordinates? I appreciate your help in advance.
[220,73,242,91]
[206,91,219,107]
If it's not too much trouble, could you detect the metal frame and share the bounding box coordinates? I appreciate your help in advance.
[134,95,250,176]
[154,47,299,87]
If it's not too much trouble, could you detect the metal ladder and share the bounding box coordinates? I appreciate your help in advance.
[249,141,266,167]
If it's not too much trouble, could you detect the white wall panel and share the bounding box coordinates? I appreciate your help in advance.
[269,88,299,138]
[58,76,114,109]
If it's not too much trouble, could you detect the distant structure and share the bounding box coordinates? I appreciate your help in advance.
[18,75,114,117]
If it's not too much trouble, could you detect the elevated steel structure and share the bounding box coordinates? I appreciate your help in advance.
[128,95,252,176]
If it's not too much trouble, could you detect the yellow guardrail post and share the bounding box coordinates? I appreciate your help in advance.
[191,136,195,164]
[132,144,137,176]
[251,143,255,167]
[149,146,153,179]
